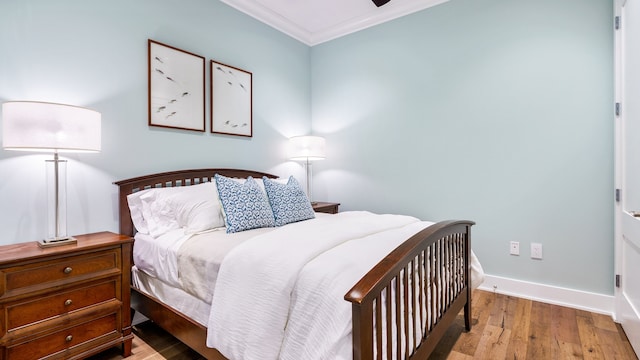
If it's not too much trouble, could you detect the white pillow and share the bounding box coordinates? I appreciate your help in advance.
[126,189,152,234]
[140,182,225,238]
[174,182,225,233]
[140,189,180,238]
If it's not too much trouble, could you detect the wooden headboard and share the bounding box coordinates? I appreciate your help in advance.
[114,168,277,237]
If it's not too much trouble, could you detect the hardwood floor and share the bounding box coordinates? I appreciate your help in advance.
[428,290,637,359]
[89,290,637,360]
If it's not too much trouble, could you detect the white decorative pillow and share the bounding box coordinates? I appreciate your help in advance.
[215,174,275,233]
[172,182,225,233]
[140,182,225,238]
[140,189,180,238]
[263,176,315,226]
[126,190,152,234]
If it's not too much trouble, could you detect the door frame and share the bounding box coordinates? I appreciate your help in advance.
[614,0,640,356]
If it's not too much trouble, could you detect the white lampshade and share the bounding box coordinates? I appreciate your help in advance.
[2,101,101,153]
[289,136,326,161]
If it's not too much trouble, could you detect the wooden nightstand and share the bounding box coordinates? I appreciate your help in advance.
[0,231,133,359]
[312,202,340,214]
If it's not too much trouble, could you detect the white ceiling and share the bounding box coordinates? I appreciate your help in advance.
[219,0,450,46]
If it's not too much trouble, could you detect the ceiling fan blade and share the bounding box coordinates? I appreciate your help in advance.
[372,0,391,7]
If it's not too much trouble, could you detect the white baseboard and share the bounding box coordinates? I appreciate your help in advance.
[477,274,614,316]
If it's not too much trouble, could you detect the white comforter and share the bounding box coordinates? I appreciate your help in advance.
[206,211,436,360]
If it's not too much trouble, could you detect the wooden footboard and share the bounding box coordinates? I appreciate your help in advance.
[345,220,474,360]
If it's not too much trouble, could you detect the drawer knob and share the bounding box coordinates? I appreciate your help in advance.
[63,267,73,274]
[65,335,73,342]
[64,299,73,306]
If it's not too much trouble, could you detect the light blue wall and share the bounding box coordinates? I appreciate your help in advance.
[0,0,615,296]
[311,0,614,294]
[0,0,311,243]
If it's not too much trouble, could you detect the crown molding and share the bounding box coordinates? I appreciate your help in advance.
[220,0,450,46]
[309,0,449,45]
[219,0,313,44]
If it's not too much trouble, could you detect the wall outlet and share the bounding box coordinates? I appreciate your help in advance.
[531,243,543,259]
[510,241,520,255]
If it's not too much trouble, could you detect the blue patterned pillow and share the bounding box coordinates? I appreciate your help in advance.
[214,174,275,233]
[263,176,315,227]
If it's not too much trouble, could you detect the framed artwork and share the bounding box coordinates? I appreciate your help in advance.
[210,60,253,137]
[148,39,205,131]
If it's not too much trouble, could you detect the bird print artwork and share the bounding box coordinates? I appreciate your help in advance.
[149,40,204,131]
[211,60,252,137]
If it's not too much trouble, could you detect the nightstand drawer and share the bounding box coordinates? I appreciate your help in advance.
[0,249,121,297]
[6,312,119,360]
[6,280,118,331]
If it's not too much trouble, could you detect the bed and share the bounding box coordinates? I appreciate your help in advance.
[115,168,480,360]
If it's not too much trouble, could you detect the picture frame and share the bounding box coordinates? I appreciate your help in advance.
[148,39,205,131]
[210,60,253,137]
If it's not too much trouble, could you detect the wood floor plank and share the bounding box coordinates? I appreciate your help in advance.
[526,301,553,359]
[445,350,474,360]
[549,304,583,358]
[592,311,621,332]
[504,296,531,360]
[551,304,581,344]
[577,312,607,360]
[473,324,511,359]
[449,289,493,356]
[486,291,508,328]
[557,342,584,359]
[501,295,520,330]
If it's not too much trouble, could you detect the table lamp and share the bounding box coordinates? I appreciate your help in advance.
[289,135,325,204]
[2,101,101,247]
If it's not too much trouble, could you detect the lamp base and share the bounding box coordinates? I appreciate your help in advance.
[38,236,77,248]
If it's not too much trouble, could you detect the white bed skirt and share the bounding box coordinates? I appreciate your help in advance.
[132,265,211,326]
